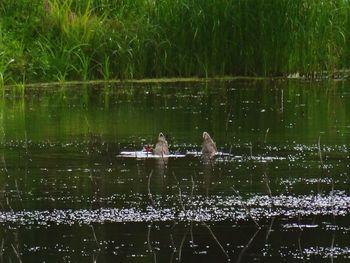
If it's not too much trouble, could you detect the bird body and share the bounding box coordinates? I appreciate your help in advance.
[201,132,217,158]
[154,132,169,156]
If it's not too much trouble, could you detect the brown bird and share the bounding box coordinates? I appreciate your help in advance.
[201,132,217,159]
[154,132,169,156]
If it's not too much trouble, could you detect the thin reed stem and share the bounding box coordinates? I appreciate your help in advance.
[318,135,324,170]
[90,225,100,248]
[11,243,23,263]
[231,186,260,228]
[172,172,184,210]
[236,228,260,263]
[202,223,230,261]
[148,170,155,207]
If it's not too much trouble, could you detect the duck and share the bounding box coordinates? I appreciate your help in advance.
[154,132,169,156]
[201,132,217,158]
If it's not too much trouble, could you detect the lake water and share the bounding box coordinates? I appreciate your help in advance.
[0,80,349,262]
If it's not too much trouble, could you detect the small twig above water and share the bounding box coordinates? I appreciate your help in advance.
[172,172,185,211]
[280,89,284,112]
[6,197,13,212]
[235,228,260,263]
[190,223,194,248]
[90,225,100,249]
[15,179,23,208]
[264,128,270,144]
[225,106,233,139]
[11,243,23,263]
[147,223,153,252]
[331,178,335,220]
[262,172,272,198]
[231,186,260,229]
[0,238,4,258]
[170,233,176,251]
[265,217,275,243]
[24,131,28,156]
[330,231,335,263]
[297,230,305,263]
[249,143,253,159]
[178,229,188,262]
[228,144,233,156]
[1,155,8,176]
[148,170,155,207]
[190,174,195,200]
[147,222,157,263]
[318,135,324,170]
[202,223,230,261]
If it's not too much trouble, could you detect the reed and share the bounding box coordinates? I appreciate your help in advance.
[1,0,350,84]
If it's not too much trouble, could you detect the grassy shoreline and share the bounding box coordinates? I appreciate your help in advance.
[1,0,350,85]
[5,73,348,90]
[3,76,272,88]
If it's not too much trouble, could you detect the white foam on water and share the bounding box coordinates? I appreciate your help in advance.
[118,151,186,158]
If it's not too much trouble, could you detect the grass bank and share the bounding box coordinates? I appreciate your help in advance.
[1,0,350,85]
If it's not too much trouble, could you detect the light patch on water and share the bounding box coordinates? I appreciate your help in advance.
[280,246,350,260]
[282,223,318,229]
[281,177,344,186]
[263,245,350,260]
[0,193,349,225]
[303,246,350,259]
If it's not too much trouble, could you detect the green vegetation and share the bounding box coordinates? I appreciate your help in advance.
[0,0,350,84]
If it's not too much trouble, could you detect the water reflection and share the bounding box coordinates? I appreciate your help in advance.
[201,160,215,197]
[0,80,349,262]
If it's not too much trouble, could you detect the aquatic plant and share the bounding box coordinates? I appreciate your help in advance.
[0,55,15,88]
[1,0,350,84]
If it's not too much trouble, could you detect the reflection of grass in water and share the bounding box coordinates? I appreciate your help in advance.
[0,80,349,147]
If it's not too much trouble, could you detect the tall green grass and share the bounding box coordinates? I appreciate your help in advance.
[1,0,350,84]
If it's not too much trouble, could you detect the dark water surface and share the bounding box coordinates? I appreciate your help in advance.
[0,80,349,262]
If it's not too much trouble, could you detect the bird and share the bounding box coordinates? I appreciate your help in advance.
[201,132,217,159]
[154,132,169,156]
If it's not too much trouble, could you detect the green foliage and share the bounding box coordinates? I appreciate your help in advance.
[1,0,350,84]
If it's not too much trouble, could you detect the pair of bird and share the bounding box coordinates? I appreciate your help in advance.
[153,131,217,158]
